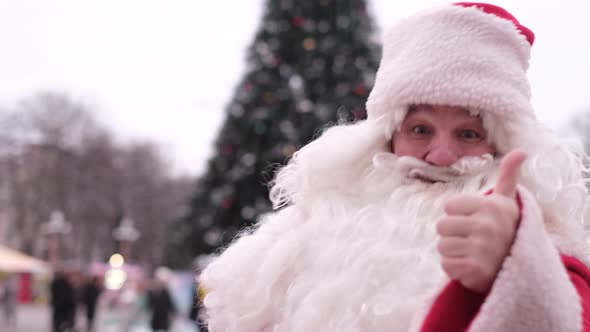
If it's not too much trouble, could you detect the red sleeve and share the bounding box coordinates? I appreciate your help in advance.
[418,281,485,332]
[562,254,590,331]
[420,255,590,332]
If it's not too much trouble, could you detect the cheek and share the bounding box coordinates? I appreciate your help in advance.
[392,131,425,158]
[463,141,496,156]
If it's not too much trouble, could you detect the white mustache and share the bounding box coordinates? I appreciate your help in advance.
[373,153,496,183]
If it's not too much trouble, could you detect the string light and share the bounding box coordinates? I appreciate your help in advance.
[302,38,317,51]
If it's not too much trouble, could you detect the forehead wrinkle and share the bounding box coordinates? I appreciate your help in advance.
[408,104,434,114]
[405,107,482,122]
[405,107,433,121]
[455,115,486,128]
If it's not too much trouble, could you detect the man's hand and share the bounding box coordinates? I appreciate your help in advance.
[436,150,527,293]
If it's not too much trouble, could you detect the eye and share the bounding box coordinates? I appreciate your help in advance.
[458,129,482,141]
[411,125,430,135]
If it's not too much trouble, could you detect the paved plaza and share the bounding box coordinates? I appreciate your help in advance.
[0,304,199,332]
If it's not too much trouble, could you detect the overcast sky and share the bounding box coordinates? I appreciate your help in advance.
[1,0,589,175]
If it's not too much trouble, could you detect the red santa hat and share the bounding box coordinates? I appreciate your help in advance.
[366,2,535,122]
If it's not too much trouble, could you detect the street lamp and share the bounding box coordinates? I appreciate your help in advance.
[112,217,140,260]
[43,210,71,266]
[104,253,127,290]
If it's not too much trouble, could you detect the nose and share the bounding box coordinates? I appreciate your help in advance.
[424,137,459,167]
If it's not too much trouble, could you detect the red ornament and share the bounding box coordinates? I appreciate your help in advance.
[269,55,281,67]
[292,16,304,28]
[352,107,366,119]
[222,144,234,156]
[221,197,233,209]
[353,84,368,96]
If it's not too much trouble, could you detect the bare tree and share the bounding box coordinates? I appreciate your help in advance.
[1,91,194,270]
[67,130,122,263]
[18,92,98,149]
[0,111,18,242]
[571,111,590,150]
[0,110,21,156]
[113,142,193,270]
[3,92,99,256]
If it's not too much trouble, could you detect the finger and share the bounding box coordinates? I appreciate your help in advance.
[495,150,527,197]
[437,237,470,258]
[440,257,469,280]
[444,194,488,216]
[437,216,474,237]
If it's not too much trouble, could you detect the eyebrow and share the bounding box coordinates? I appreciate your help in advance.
[406,107,434,118]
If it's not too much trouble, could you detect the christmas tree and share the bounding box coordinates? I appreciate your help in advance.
[170,0,380,264]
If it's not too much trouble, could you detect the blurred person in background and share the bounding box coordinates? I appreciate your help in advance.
[118,279,149,332]
[81,276,102,332]
[147,268,176,332]
[50,270,77,332]
[0,275,18,329]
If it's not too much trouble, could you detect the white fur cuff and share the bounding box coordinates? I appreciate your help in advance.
[468,186,581,332]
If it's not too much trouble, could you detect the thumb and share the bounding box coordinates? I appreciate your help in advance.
[495,150,527,197]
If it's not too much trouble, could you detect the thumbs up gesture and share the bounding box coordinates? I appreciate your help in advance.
[436,150,527,293]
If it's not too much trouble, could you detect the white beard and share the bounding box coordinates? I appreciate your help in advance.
[271,154,498,332]
[202,154,500,332]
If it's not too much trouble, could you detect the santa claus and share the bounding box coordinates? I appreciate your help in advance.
[199,3,590,332]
